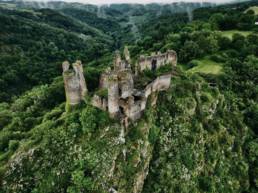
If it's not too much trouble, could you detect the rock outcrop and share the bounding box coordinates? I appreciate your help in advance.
[92,48,177,127]
[62,48,177,126]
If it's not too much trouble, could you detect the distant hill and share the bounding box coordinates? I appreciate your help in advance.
[0,6,114,101]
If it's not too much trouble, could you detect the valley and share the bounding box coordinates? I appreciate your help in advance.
[0,0,258,193]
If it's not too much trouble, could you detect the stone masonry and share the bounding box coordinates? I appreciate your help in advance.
[136,50,177,73]
[63,47,177,126]
[62,60,87,105]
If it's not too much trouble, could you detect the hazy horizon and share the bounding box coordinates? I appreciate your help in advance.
[18,0,242,5]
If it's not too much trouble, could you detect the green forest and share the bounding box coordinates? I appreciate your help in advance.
[0,0,258,193]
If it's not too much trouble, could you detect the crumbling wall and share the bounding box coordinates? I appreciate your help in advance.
[71,48,176,127]
[167,50,177,66]
[62,61,87,106]
[72,61,88,98]
[128,101,142,121]
[137,50,177,72]
[99,69,111,89]
[124,46,131,63]
[114,51,122,71]
[118,70,134,99]
[152,74,172,92]
[91,95,107,111]
[108,74,120,118]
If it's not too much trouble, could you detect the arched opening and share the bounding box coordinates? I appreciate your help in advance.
[119,106,125,114]
[151,59,157,71]
[119,88,122,96]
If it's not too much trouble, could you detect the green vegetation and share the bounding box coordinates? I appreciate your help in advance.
[0,0,258,193]
[246,6,258,15]
[95,88,108,98]
[221,30,252,39]
[187,58,223,74]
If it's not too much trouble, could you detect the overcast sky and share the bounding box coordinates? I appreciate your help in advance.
[23,0,238,5]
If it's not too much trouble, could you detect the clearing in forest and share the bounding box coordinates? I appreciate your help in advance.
[245,6,258,15]
[187,58,223,75]
[221,30,252,39]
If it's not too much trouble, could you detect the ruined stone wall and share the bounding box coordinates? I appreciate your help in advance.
[124,46,131,63]
[99,72,110,89]
[128,101,142,121]
[63,61,87,106]
[108,74,120,118]
[72,61,88,98]
[96,72,171,123]
[114,51,122,71]
[91,94,107,111]
[167,50,177,66]
[90,48,175,126]
[137,50,177,72]
[118,70,134,99]
[152,74,172,92]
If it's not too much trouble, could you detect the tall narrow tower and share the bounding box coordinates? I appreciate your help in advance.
[108,74,120,118]
[62,60,87,106]
[124,46,131,63]
[114,51,122,71]
[72,60,88,98]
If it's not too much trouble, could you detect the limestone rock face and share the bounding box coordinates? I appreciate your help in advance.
[62,60,87,106]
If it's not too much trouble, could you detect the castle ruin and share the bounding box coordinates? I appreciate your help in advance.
[136,50,177,73]
[62,60,87,105]
[63,47,177,126]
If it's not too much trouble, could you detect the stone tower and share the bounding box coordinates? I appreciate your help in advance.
[124,46,131,63]
[108,74,120,118]
[62,60,87,106]
[114,51,122,71]
[167,50,177,66]
[119,70,134,99]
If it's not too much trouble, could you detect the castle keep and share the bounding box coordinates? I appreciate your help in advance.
[63,48,177,125]
[62,60,87,105]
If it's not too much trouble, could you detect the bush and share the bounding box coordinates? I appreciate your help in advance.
[148,125,160,144]
[80,105,111,134]
[187,60,198,69]
[8,140,19,151]
[210,54,225,63]
[80,106,98,133]
[0,131,12,151]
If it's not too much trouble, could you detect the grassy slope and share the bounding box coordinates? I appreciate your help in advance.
[187,59,223,75]
[246,6,258,15]
[143,73,253,193]
[221,30,252,39]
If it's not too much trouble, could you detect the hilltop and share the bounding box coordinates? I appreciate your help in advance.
[0,1,258,193]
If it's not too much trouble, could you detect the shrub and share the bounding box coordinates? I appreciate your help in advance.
[8,140,19,151]
[80,106,97,133]
[148,125,160,144]
[187,60,199,69]
[210,54,225,63]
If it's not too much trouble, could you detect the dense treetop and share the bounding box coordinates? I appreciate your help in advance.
[0,0,257,193]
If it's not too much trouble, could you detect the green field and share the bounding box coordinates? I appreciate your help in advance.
[221,30,252,39]
[245,6,258,15]
[187,59,223,75]
[0,3,16,8]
